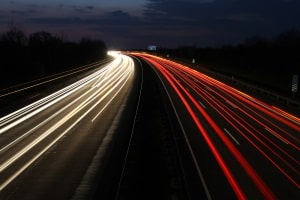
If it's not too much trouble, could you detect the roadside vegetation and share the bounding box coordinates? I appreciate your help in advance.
[0,25,107,89]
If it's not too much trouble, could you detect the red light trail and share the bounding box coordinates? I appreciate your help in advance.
[132,52,299,199]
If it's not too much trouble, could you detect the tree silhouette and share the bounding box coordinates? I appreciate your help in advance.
[0,29,107,89]
[0,25,27,47]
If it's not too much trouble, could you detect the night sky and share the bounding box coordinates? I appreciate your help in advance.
[1,0,300,49]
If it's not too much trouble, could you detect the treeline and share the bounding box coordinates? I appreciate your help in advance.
[0,26,107,88]
[157,29,300,94]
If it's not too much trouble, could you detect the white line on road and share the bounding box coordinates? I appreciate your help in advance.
[224,128,240,145]
[198,100,206,109]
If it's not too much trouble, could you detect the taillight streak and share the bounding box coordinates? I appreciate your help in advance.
[157,58,299,149]
[156,57,300,183]
[141,55,278,199]
[150,59,247,200]
[157,56,299,131]
[171,67,299,187]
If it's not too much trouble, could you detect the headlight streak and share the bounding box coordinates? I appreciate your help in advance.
[0,58,112,99]
[0,63,113,134]
[0,59,125,152]
[0,53,135,191]
[0,54,123,130]
[91,60,134,122]
[131,53,300,199]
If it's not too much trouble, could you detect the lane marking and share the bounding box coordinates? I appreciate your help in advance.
[224,128,240,145]
[198,100,206,109]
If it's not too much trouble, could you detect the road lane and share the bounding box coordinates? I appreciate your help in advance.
[0,52,138,199]
[133,53,299,199]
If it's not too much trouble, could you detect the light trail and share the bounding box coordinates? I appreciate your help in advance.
[0,65,110,133]
[133,53,299,199]
[0,59,112,98]
[138,56,247,199]
[0,52,135,191]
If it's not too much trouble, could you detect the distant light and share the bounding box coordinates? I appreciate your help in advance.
[148,45,157,51]
[291,74,298,93]
[107,51,121,58]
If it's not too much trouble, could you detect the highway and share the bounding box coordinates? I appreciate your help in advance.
[0,52,138,199]
[131,53,300,199]
[0,50,299,199]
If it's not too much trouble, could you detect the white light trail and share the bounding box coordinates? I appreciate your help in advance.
[0,53,135,191]
[0,54,124,134]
